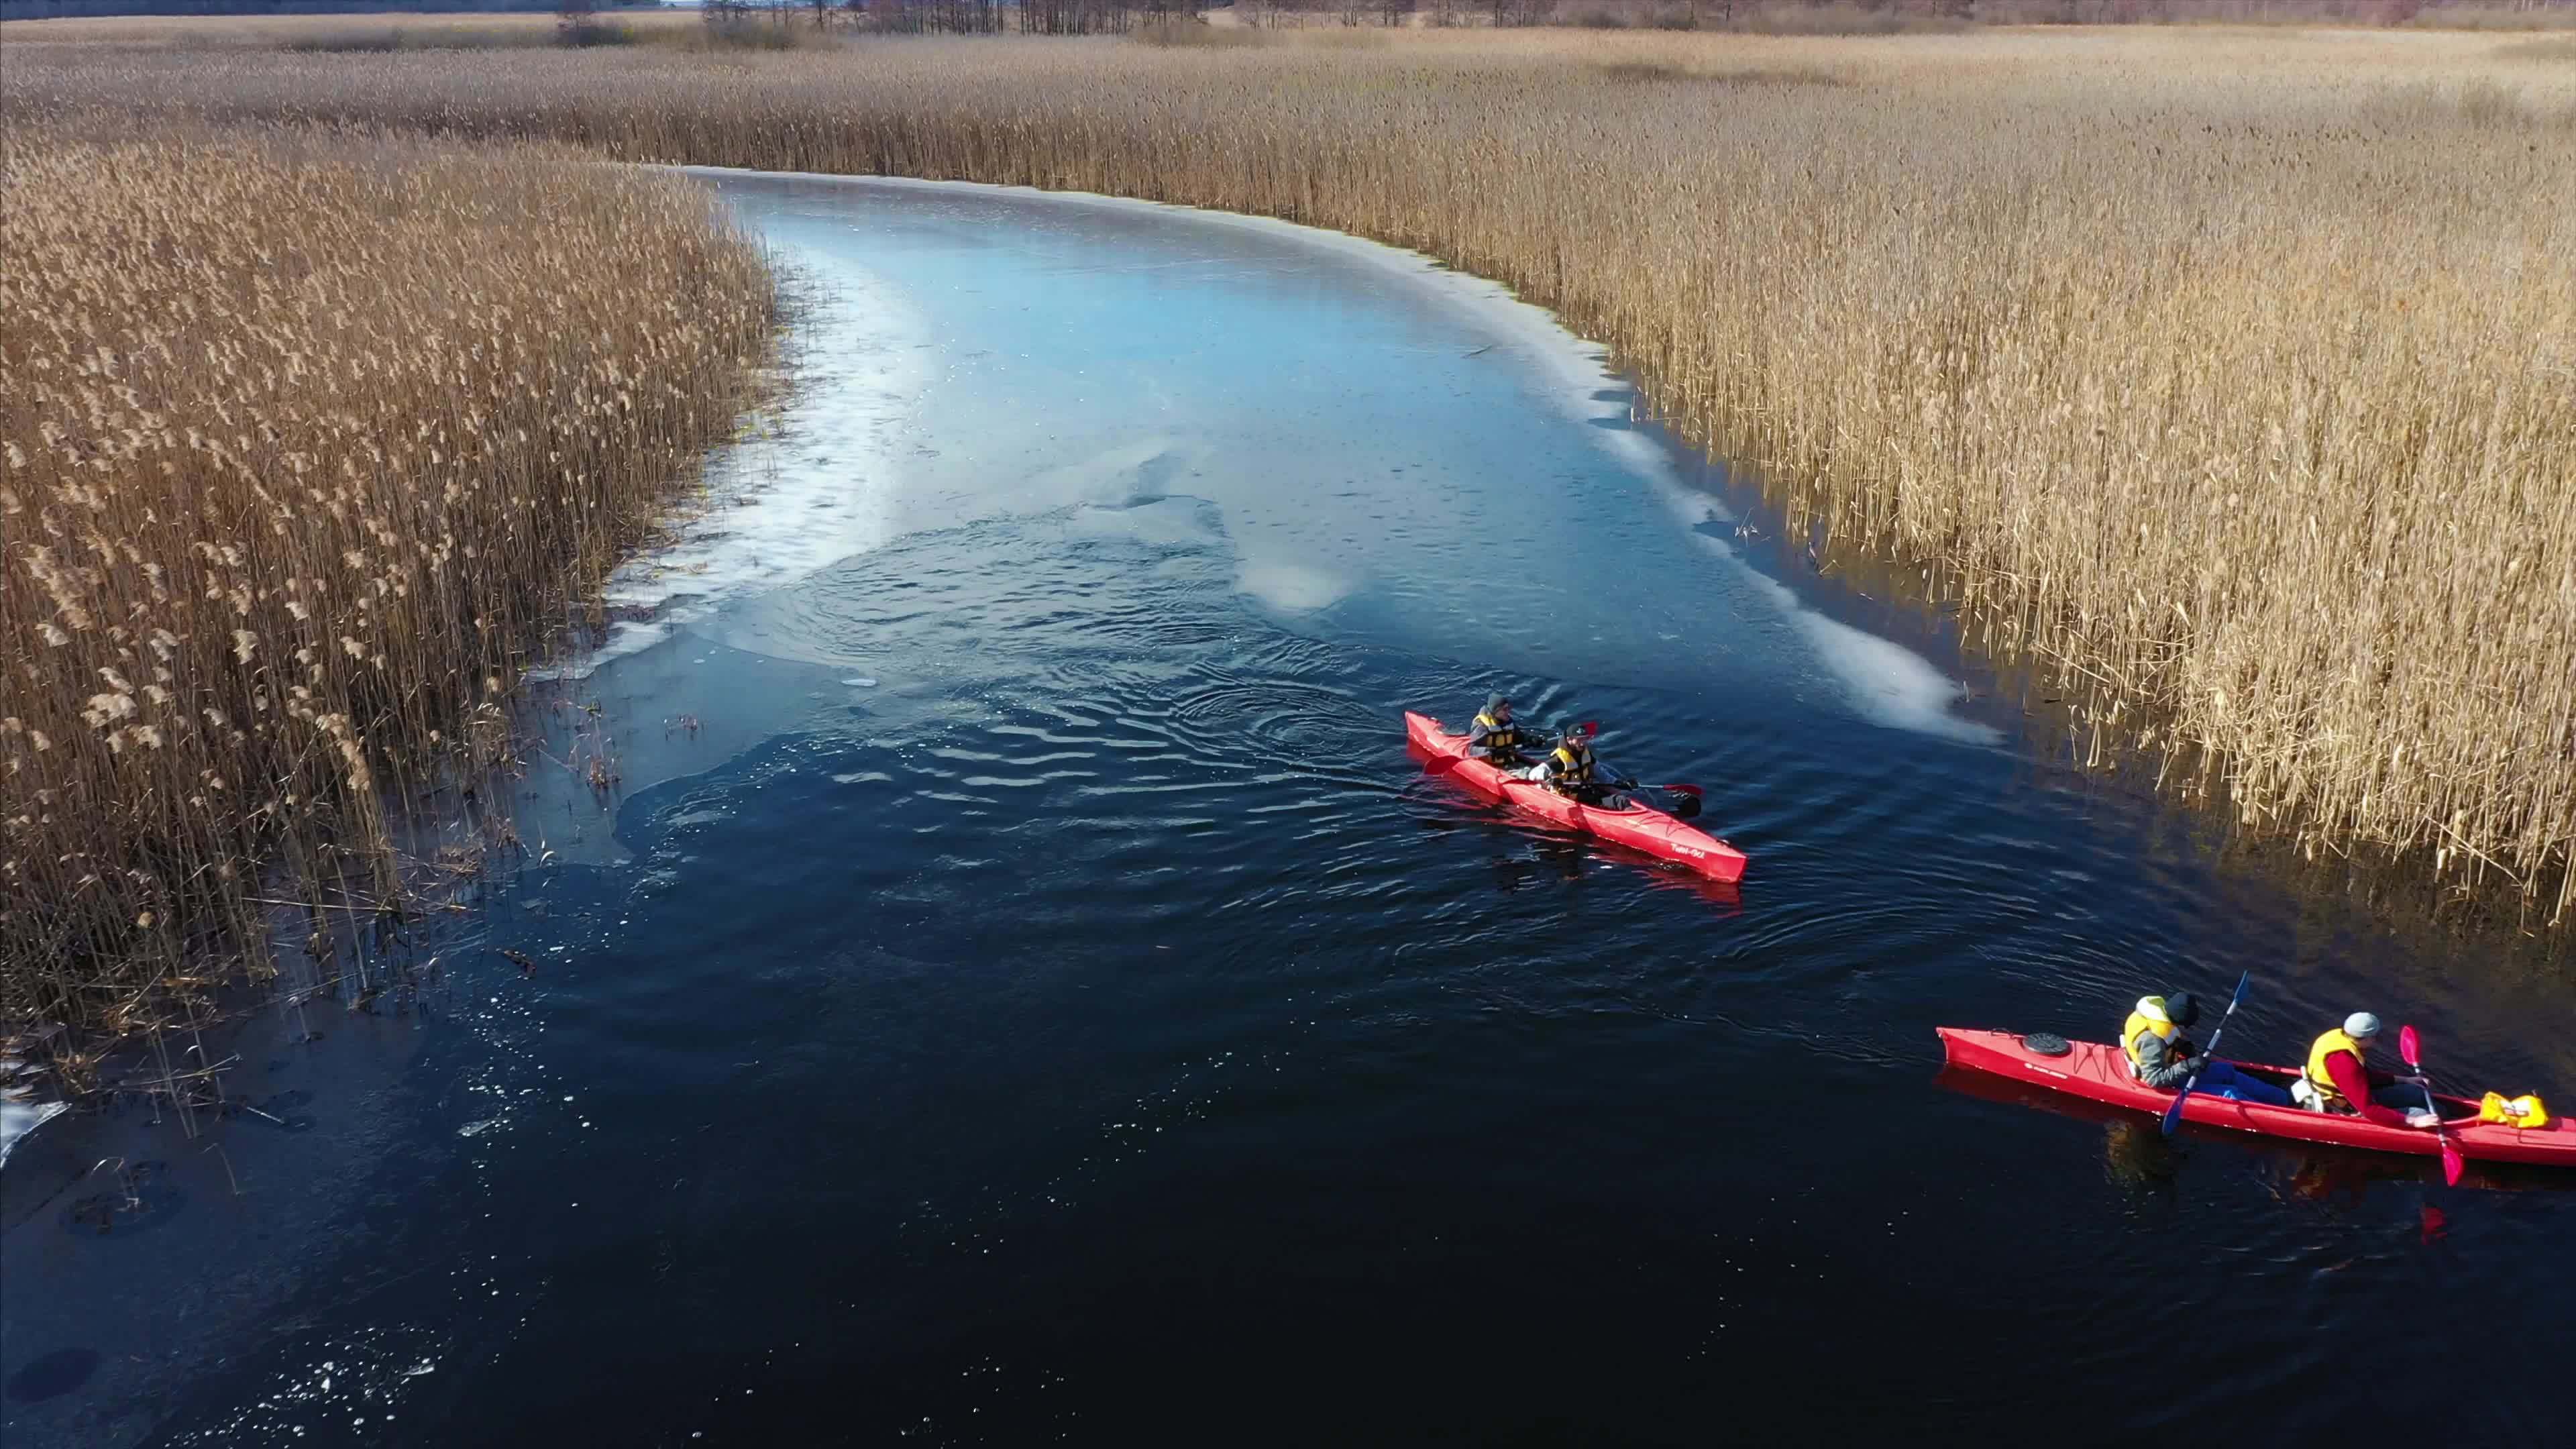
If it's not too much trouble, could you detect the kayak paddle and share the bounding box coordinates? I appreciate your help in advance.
[2161,969,2251,1138]
[2398,1024,2466,1187]
[1570,725,1707,808]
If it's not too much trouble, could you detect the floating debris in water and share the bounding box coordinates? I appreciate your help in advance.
[843,677,878,688]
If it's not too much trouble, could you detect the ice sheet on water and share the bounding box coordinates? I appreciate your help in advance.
[535,246,930,682]
[1157,191,1989,743]
[625,172,1989,741]
[1790,607,1998,747]
[1235,558,1354,615]
[998,182,1990,742]
[1678,525,1997,745]
[0,1097,67,1169]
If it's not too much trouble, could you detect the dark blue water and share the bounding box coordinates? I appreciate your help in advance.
[6,175,2573,1448]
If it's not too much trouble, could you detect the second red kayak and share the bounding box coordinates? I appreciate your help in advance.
[1938,1028,2576,1169]
[1405,711,1747,883]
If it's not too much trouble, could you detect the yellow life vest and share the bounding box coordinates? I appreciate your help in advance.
[2122,1004,2176,1073]
[1473,713,1521,753]
[2304,1028,2365,1110]
[1549,742,1595,790]
[2478,1092,2551,1130]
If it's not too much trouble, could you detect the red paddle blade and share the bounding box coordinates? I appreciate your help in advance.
[1662,784,1704,799]
[2440,1142,2465,1187]
[2399,1024,2422,1070]
[1581,720,1599,738]
[2420,1205,2448,1243]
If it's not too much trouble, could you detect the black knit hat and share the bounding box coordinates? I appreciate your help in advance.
[1487,692,1511,714]
[2164,991,2201,1028]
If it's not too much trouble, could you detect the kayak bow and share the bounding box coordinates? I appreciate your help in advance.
[1937,1028,2576,1169]
[1405,711,1748,884]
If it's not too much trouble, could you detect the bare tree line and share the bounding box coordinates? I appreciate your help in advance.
[9,0,2571,24]
[694,0,1205,36]
[1217,0,2576,28]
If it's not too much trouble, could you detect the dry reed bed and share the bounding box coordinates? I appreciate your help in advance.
[6,27,2574,926]
[1,122,775,1081]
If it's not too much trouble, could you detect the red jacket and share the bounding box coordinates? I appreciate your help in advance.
[2322,1048,2410,1128]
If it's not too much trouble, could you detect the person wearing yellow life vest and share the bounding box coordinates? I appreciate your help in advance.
[1466,694,1528,769]
[2120,992,2290,1106]
[1525,725,1607,804]
[2290,1013,2440,1129]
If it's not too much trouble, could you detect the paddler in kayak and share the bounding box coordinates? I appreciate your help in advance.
[2291,1013,2440,1128]
[2121,992,2290,1107]
[1466,694,1528,768]
[1524,724,1610,804]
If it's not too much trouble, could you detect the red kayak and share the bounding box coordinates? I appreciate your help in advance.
[1938,1027,2576,1169]
[1405,711,1747,884]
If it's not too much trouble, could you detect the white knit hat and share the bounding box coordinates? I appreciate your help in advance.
[2345,1012,2382,1038]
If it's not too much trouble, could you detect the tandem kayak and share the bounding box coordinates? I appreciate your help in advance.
[1405,711,1748,884]
[1937,1028,2576,1169]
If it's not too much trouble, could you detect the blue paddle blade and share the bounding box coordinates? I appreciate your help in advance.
[2227,970,2251,1008]
[2161,1090,2190,1138]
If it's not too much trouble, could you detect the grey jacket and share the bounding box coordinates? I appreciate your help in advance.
[2129,1026,2201,1090]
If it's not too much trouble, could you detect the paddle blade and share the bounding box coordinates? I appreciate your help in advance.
[2400,1024,2423,1071]
[2160,1090,2190,1138]
[1582,720,1599,738]
[2420,1205,2449,1244]
[1661,784,1703,799]
[2440,1141,2465,1188]
[2226,970,2251,1009]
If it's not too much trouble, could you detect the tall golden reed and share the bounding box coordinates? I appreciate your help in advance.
[1,121,774,1081]
[5,25,2571,926]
